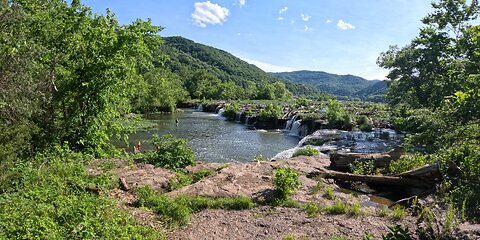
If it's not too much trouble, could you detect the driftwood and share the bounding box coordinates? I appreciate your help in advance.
[119,177,129,191]
[330,147,405,169]
[308,164,441,188]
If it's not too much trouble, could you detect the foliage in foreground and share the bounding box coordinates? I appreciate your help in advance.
[378,0,480,221]
[274,167,302,199]
[0,146,162,239]
[144,134,195,170]
[134,186,255,227]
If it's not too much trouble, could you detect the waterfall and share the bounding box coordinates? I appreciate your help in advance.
[235,111,243,123]
[290,120,302,136]
[196,104,203,112]
[217,108,225,117]
[285,115,297,130]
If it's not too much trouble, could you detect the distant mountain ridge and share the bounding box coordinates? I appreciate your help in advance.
[271,70,387,101]
[162,37,321,97]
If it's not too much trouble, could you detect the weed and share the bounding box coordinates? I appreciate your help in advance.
[254,154,268,162]
[324,200,348,214]
[302,202,322,218]
[144,134,195,170]
[382,225,413,240]
[390,205,406,220]
[135,186,255,227]
[310,180,324,195]
[323,186,335,200]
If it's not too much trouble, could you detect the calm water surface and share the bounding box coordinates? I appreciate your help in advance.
[120,109,299,163]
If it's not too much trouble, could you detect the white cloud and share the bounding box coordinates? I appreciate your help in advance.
[192,1,230,27]
[304,25,312,32]
[278,16,284,21]
[301,14,311,22]
[326,19,332,24]
[337,20,355,30]
[239,0,246,6]
[238,56,296,72]
[279,6,288,14]
[291,20,295,24]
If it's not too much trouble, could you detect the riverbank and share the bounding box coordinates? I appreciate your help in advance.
[86,155,480,239]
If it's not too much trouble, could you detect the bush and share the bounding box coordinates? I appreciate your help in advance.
[222,103,240,120]
[0,146,162,239]
[349,160,376,175]
[388,154,431,175]
[292,146,319,157]
[259,103,283,121]
[145,134,195,170]
[326,99,353,130]
[274,167,302,198]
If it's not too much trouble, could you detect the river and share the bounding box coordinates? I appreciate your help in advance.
[118,109,300,163]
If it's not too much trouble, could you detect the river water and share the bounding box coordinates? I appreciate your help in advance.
[119,109,300,163]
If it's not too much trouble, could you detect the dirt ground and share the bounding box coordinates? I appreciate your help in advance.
[87,156,479,240]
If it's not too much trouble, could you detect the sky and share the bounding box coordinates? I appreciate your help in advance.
[82,0,434,80]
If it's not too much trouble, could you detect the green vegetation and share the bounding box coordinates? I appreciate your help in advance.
[301,200,362,217]
[349,160,376,175]
[378,0,480,220]
[223,102,240,119]
[323,186,335,200]
[167,169,215,191]
[326,99,353,130]
[274,167,302,199]
[144,134,195,170]
[135,186,255,227]
[162,36,319,100]
[0,146,163,239]
[259,103,283,121]
[292,146,319,157]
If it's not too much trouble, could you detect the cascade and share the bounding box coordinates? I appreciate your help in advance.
[196,104,203,112]
[217,108,225,117]
[284,115,297,131]
[235,111,243,123]
[290,120,302,136]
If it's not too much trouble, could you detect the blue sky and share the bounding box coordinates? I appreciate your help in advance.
[82,0,434,80]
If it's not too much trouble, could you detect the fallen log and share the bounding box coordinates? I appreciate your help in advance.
[308,166,435,188]
[394,163,441,180]
[330,147,405,169]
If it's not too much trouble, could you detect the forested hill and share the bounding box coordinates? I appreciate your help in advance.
[272,70,387,101]
[161,36,321,98]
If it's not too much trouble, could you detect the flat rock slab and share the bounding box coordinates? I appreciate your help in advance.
[167,156,331,199]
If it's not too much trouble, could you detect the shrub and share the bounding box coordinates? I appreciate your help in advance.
[382,225,413,240]
[326,99,353,130]
[357,115,373,131]
[349,160,376,175]
[292,146,319,157]
[222,103,240,120]
[302,202,321,218]
[0,147,162,239]
[145,134,195,170]
[274,167,302,198]
[388,154,431,175]
[259,103,283,121]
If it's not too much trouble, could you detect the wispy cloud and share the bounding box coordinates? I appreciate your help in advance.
[192,1,230,27]
[238,0,246,6]
[301,14,311,22]
[304,25,312,32]
[326,19,332,24]
[279,6,288,14]
[278,16,284,21]
[239,56,296,72]
[337,20,355,30]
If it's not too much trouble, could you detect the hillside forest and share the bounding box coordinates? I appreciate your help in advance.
[0,0,479,239]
